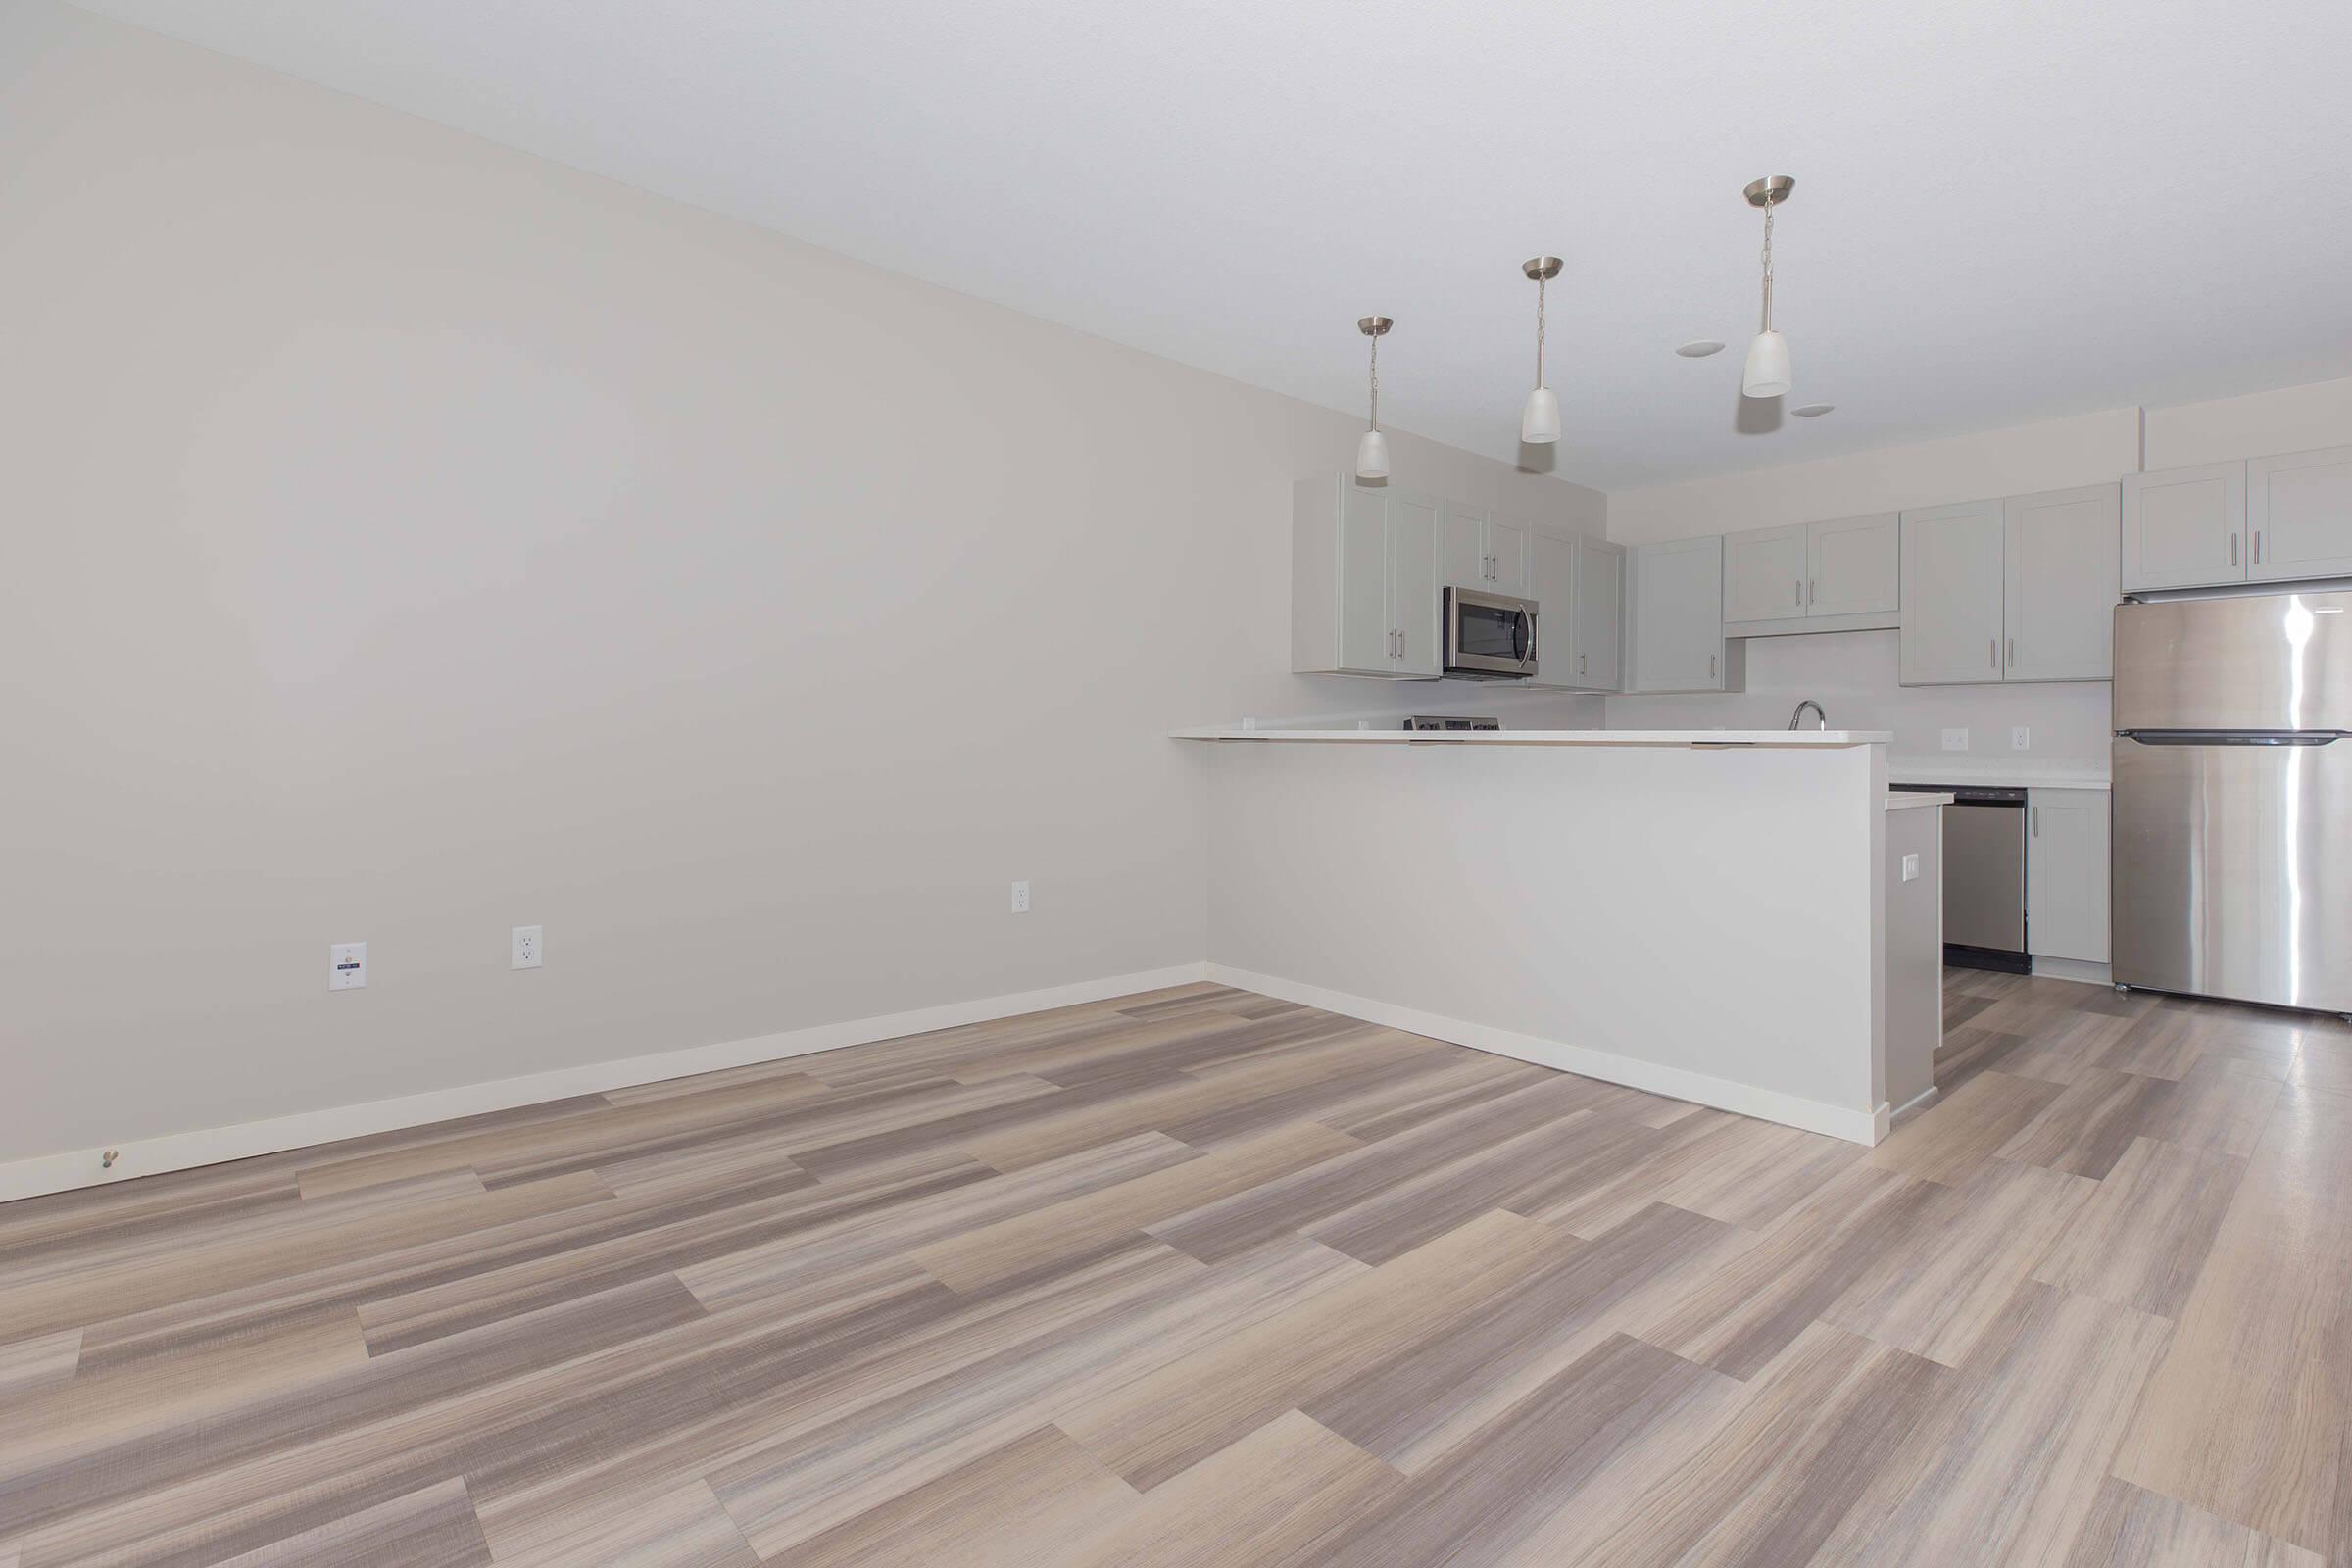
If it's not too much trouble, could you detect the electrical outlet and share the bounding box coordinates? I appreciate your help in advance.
[1940,728,1969,752]
[329,941,368,991]
[1901,852,1921,882]
[2011,726,2032,751]
[1008,880,1031,914]
[512,925,542,969]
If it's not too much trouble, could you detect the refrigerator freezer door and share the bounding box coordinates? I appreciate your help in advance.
[2113,735,2352,1011]
[2113,590,2352,734]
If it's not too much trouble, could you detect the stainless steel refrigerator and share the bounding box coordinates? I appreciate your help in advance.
[2113,590,2352,1014]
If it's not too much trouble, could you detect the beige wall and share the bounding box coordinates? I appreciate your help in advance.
[1604,380,2352,764]
[0,3,1605,1168]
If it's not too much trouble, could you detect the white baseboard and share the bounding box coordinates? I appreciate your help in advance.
[0,962,1211,1205]
[2032,956,2114,987]
[1888,1084,1941,1126]
[1205,964,1885,1146]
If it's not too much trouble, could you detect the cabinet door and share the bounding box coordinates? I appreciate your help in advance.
[1388,489,1443,676]
[2248,446,2352,581]
[2122,462,2246,590]
[1807,513,1899,617]
[1899,499,2006,685]
[1336,482,1394,673]
[2004,485,2118,682]
[1722,525,1808,624]
[1522,530,1577,688]
[1631,536,1727,692]
[1442,503,1487,589]
[1488,515,1530,596]
[2029,788,2110,962]
[1571,536,1624,690]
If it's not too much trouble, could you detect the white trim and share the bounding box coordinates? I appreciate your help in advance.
[1888,1084,1941,1126]
[2032,956,2115,987]
[1206,963,1885,1146]
[0,963,1210,1205]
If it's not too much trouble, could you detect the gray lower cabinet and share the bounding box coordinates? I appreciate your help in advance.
[1524,529,1623,692]
[1292,474,1441,678]
[2028,787,2110,963]
[1628,536,1741,693]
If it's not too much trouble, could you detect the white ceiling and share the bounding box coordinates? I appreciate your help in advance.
[70,0,2352,490]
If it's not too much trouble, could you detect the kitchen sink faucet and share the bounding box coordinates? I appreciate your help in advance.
[1788,699,1828,730]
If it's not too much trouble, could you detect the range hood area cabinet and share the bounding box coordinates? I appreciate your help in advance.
[1443,503,1530,598]
[1292,474,1442,677]
[1898,484,2119,687]
[1722,513,1900,637]
[1626,535,1745,693]
[2122,445,2352,591]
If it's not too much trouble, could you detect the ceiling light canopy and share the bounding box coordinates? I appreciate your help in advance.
[1520,256,1563,445]
[1740,175,1795,400]
[1355,315,1393,480]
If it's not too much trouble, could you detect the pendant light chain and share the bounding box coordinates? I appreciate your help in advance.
[1535,271,1548,390]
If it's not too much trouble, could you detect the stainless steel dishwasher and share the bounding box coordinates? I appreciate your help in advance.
[1891,783,2030,972]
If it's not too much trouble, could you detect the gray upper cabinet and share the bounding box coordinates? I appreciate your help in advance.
[1807,514,1901,618]
[1721,514,1897,633]
[1571,536,1625,690]
[1629,536,1740,693]
[1292,474,1442,678]
[2003,485,2119,681]
[1443,502,1530,596]
[1523,529,1622,692]
[2248,446,2352,582]
[2122,461,2246,591]
[1902,487,2118,686]
[1899,499,2006,685]
[1722,525,1808,625]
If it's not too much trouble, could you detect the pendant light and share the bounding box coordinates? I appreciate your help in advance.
[1520,257,1562,444]
[1740,175,1794,399]
[1355,316,1393,480]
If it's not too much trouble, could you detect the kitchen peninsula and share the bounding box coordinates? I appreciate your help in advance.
[1173,727,1936,1144]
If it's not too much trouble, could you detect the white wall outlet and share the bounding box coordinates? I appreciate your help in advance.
[1008,880,1031,914]
[1940,728,1969,752]
[511,924,543,969]
[329,941,368,991]
[2011,726,2032,751]
[1240,716,1257,732]
[1901,852,1921,883]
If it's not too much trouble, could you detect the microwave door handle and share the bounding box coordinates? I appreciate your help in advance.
[1515,608,1535,670]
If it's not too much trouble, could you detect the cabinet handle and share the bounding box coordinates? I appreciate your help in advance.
[1990,638,1998,669]
[2230,533,2240,566]
[1579,653,1587,676]
[1809,577,1817,606]
[2007,637,2015,668]
[1709,653,1717,679]
[1793,580,1802,607]
[2255,530,2264,565]
[2033,806,2040,837]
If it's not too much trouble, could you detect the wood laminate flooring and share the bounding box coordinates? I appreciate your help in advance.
[4,971,2348,1565]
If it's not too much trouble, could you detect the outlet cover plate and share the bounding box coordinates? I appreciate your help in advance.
[1009,880,1031,914]
[2012,726,2031,750]
[1940,728,1969,752]
[512,925,543,969]
[329,942,368,991]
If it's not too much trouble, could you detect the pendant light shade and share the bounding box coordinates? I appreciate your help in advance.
[1520,387,1561,446]
[1520,256,1563,445]
[1354,315,1393,480]
[1740,176,1795,400]
[1741,330,1792,400]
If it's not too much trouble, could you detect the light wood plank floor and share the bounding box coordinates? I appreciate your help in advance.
[3,973,2348,1565]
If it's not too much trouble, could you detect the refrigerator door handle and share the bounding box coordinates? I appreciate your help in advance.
[2118,731,2349,746]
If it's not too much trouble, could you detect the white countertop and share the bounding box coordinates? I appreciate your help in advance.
[1886,791,1953,811]
[1173,728,1892,748]
[1888,759,2110,790]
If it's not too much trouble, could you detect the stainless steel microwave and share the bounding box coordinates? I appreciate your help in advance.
[1443,587,1538,679]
